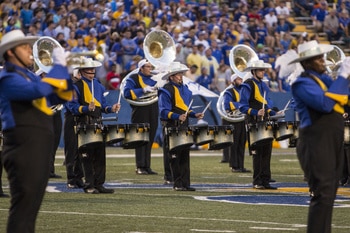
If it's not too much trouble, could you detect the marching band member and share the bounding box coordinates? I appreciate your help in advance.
[158,62,204,191]
[0,30,73,233]
[289,40,350,233]
[239,60,281,190]
[0,121,9,198]
[223,74,250,173]
[123,59,158,175]
[66,57,120,194]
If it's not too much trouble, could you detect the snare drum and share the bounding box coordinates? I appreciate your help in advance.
[248,121,274,147]
[167,126,194,153]
[104,124,126,145]
[209,125,234,150]
[122,123,150,149]
[274,121,295,141]
[191,125,215,146]
[344,120,350,144]
[76,124,104,150]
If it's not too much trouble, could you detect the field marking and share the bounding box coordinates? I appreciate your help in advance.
[190,229,236,232]
[0,208,305,229]
[250,226,298,231]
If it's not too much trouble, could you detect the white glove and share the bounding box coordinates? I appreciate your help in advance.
[143,85,156,93]
[338,57,350,79]
[52,47,69,66]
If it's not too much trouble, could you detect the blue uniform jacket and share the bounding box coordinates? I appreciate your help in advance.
[0,62,71,130]
[291,70,349,128]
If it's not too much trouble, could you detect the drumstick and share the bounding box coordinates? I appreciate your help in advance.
[202,101,212,115]
[181,99,193,124]
[115,91,122,114]
[185,99,194,117]
[91,79,94,103]
[282,99,291,113]
[261,91,266,121]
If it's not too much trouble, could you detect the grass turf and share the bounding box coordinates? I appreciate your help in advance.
[0,147,349,233]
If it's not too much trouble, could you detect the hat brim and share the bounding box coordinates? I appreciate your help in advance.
[161,68,189,80]
[74,60,102,69]
[288,44,334,64]
[243,63,272,72]
[0,36,38,62]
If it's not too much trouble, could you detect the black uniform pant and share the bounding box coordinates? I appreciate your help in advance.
[2,126,53,233]
[80,144,106,189]
[0,151,4,194]
[131,102,158,169]
[63,111,83,184]
[341,145,350,183]
[223,120,246,169]
[251,141,272,186]
[50,111,62,175]
[162,125,191,188]
[297,113,343,233]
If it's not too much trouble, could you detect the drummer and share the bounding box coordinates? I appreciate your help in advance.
[239,60,283,190]
[66,57,120,194]
[158,62,204,191]
[223,74,250,173]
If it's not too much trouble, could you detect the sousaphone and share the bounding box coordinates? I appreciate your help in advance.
[120,30,176,106]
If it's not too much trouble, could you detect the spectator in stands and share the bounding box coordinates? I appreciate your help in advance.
[196,67,213,90]
[221,34,235,66]
[106,63,121,90]
[324,9,342,42]
[264,8,278,36]
[55,16,70,41]
[121,28,137,68]
[186,44,203,76]
[174,43,186,65]
[311,1,328,32]
[256,20,275,48]
[185,64,199,82]
[294,0,314,17]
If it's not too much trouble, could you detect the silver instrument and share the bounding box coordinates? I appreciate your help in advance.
[33,36,104,73]
[120,30,176,106]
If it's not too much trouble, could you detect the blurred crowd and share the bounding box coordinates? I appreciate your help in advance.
[0,0,348,94]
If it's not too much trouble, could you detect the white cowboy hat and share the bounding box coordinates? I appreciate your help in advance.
[230,73,243,82]
[288,40,334,64]
[161,62,189,80]
[243,59,272,72]
[0,30,38,62]
[74,57,102,69]
[138,59,150,68]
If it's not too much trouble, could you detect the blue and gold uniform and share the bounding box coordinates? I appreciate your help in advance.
[222,76,248,172]
[290,40,350,233]
[0,61,72,232]
[159,79,198,191]
[123,62,158,175]
[67,74,115,193]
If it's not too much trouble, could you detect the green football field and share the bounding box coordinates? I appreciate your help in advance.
[0,147,349,233]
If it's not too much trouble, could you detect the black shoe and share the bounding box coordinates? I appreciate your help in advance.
[269,179,276,183]
[135,168,148,175]
[164,180,173,185]
[145,168,158,175]
[253,184,265,189]
[231,168,241,173]
[67,179,85,189]
[264,184,277,190]
[84,188,99,194]
[220,160,229,163]
[96,186,114,194]
[173,187,186,191]
[184,187,196,191]
[50,173,62,179]
[241,168,251,173]
[0,193,9,198]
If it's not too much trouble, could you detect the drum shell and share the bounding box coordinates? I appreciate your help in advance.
[167,127,194,153]
[122,123,150,149]
[209,125,234,150]
[345,121,350,144]
[192,125,215,146]
[248,122,274,147]
[76,124,104,150]
[274,121,295,141]
[105,124,126,145]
